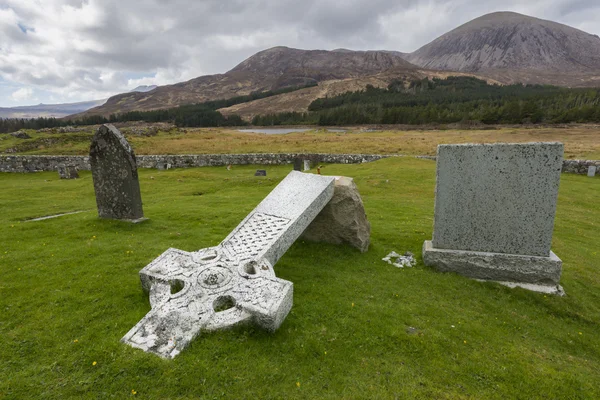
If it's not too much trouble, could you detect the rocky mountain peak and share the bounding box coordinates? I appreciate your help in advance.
[406,11,600,73]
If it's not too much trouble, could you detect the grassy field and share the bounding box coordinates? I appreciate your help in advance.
[1,158,599,399]
[2,125,600,159]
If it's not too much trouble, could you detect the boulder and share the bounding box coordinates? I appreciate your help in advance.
[302,176,370,252]
[10,130,31,139]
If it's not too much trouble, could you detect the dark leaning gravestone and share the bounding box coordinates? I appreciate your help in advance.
[293,158,302,171]
[90,124,146,222]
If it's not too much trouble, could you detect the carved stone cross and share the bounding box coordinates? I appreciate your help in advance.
[122,171,335,358]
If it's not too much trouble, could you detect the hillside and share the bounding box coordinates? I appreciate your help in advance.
[405,12,600,84]
[71,47,417,118]
[219,69,501,120]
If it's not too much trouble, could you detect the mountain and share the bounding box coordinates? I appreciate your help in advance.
[0,99,106,119]
[69,12,600,119]
[70,47,418,118]
[405,12,600,77]
[229,46,415,82]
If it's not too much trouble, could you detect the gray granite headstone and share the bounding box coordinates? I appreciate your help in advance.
[303,160,311,171]
[89,124,145,222]
[293,158,302,171]
[57,164,79,179]
[255,169,266,176]
[122,171,335,358]
[588,166,597,177]
[433,142,562,256]
[423,142,564,291]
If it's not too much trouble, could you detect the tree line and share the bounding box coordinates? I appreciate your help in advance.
[253,77,600,126]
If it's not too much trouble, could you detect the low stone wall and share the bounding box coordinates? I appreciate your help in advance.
[562,159,600,175]
[0,155,91,173]
[0,153,391,173]
[1,154,598,175]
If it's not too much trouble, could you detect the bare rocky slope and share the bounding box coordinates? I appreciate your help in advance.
[71,47,417,118]
[405,11,600,82]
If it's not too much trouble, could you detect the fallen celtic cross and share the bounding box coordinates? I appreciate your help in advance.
[122,171,335,358]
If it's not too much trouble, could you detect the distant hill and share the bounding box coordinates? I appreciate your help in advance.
[0,99,106,119]
[404,12,600,84]
[0,85,161,119]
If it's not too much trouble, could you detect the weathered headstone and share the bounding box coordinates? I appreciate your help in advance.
[90,124,145,222]
[588,165,597,177]
[303,160,310,171]
[156,162,167,170]
[122,171,335,358]
[255,169,266,176]
[57,164,79,179]
[422,142,564,293]
[302,176,370,252]
[293,158,302,171]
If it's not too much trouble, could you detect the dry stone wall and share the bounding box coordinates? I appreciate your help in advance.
[0,153,390,172]
[562,159,600,175]
[0,154,598,175]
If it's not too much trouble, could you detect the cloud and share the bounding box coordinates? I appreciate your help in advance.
[11,87,34,101]
[1,0,599,106]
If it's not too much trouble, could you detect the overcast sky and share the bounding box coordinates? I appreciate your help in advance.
[1,0,599,107]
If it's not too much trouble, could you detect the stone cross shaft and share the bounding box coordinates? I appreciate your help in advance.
[122,171,335,358]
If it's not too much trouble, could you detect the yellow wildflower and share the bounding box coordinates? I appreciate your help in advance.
[296,382,300,388]
[73,339,78,343]
[131,389,137,395]
[92,361,97,366]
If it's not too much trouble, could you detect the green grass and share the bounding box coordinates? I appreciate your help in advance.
[1,158,599,399]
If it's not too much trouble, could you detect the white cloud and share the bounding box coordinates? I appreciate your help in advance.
[11,87,34,101]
